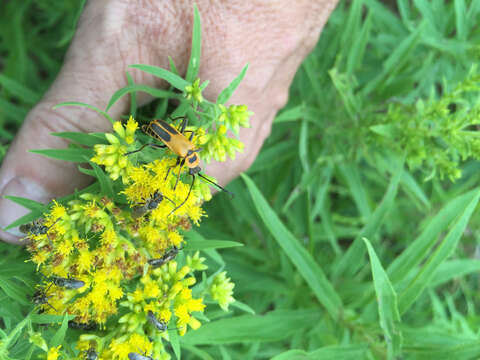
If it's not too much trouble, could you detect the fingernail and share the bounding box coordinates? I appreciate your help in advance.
[0,177,52,240]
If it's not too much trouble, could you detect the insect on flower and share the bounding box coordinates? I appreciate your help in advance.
[125,116,233,213]
[31,284,56,311]
[147,310,169,332]
[20,218,59,243]
[128,351,155,360]
[68,320,97,331]
[147,246,181,268]
[84,347,98,360]
[50,275,85,290]
[132,191,176,218]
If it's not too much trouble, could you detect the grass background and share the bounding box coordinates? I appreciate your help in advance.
[2,0,480,359]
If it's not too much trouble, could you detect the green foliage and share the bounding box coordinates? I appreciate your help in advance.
[2,0,480,359]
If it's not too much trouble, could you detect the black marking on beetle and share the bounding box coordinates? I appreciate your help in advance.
[151,123,171,141]
[158,119,180,135]
[188,154,197,164]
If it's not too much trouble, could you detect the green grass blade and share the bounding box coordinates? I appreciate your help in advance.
[0,277,30,306]
[185,4,202,82]
[129,65,189,91]
[3,210,43,230]
[398,189,480,313]
[50,315,69,347]
[53,101,114,124]
[242,174,342,318]
[105,84,178,112]
[333,156,403,277]
[338,162,371,219]
[0,74,39,104]
[169,327,181,359]
[2,196,45,212]
[90,162,114,199]
[182,309,322,345]
[51,132,107,147]
[126,71,137,118]
[363,238,402,358]
[431,259,480,287]
[388,188,480,284]
[272,344,368,360]
[29,148,93,162]
[454,0,467,41]
[216,64,249,105]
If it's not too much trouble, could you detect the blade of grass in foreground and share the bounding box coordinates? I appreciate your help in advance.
[241,174,342,319]
[271,344,368,360]
[364,238,402,359]
[398,188,480,314]
[182,309,321,345]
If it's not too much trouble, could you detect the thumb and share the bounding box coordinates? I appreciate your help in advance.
[0,63,127,244]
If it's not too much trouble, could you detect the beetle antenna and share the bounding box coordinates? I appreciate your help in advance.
[198,173,234,198]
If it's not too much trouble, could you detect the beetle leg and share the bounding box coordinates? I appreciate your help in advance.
[168,175,195,217]
[174,158,186,190]
[164,157,181,181]
[124,143,166,156]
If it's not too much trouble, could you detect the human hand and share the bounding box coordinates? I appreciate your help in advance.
[0,0,338,243]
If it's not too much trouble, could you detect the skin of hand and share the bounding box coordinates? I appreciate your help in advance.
[0,0,338,244]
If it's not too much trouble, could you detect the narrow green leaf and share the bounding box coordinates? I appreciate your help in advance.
[2,196,45,212]
[184,240,243,251]
[338,162,371,219]
[454,0,467,41]
[30,148,93,162]
[53,101,114,124]
[388,188,480,284]
[333,157,403,277]
[431,259,480,287]
[50,315,69,347]
[398,189,480,313]
[363,238,402,358]
[274,104,305,123]
[346,13,371,76]
[3,210,43,230]
[0,74,39,104]
[90,162,114,198]
[169,327,181,360]
[130,65,189,91]
[217,64,249,105]
[185,4,202,82]
[231,300,255,315]
[105,84,178,112]
[30,314,73,324]
[242,174,342,318]
[271,344,368,360]
[51,132,107,146]
[0,277,30,305]
[182,309,321,345]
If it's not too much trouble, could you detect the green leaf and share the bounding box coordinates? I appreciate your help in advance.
[130,65,189,91]
[105,84,178,112]
[182,309,321,345]
[53,101,114,124]
[230,300,255,315]
[431,259,480,287]
[454,0,467,41]
[184,231,243,250]
[388,188,480,284]
[217,64,249,105]
[3,210,43,230]
[0,74,39,104]
[242,174,342,318]
[169,326,181,360]
[30,314,73,324]
[363,238,402,358]
[398,189,480,313]
[2,196,45,212]
[338,162,371,219]
[126,71,137,118]
[90,162,114,198]
[30,148,93,162]
[50,315,69,347]
[51,132,107,146]
[0,277,30,305]
[333,156,403,278]
[185,4,202,82]
[271,344,368,360]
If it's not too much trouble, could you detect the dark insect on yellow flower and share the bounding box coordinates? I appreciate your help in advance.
[147,310,168,332]
[84,347,98,360]
[31,284,56,311]
[20,218,59,243]
[132,191,176,218]
[147,246,181,268]
[125,116,233,214]
[128,351,155,360]
[50,275,85,289]
[68,320,97,331]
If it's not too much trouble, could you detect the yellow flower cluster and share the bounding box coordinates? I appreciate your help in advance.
[25,117,237,360]
[91,116,137,183]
